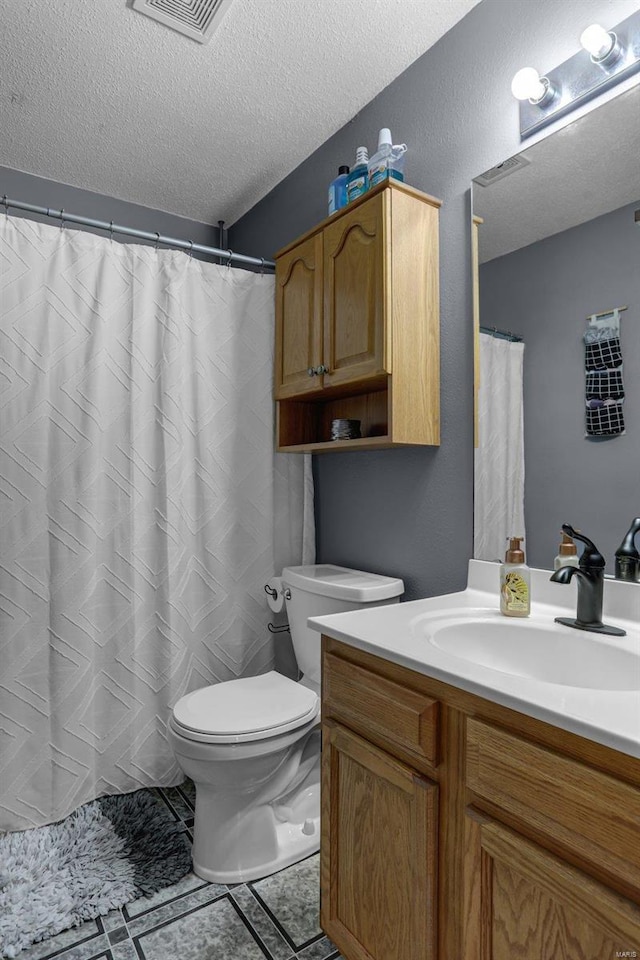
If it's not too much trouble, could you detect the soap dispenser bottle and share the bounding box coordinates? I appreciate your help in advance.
[500,537,531,617]
[554,532,579,570]
[614,517,640,582]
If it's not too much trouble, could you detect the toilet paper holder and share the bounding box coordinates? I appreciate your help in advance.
[264,583,291,600]
[264,582,290,632]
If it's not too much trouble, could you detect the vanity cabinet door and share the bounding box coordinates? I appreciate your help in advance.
[466,717,640,892]
[274,233,323,399]
[463,809,640,960]
[321,720,437,960]
[322,191,388,389]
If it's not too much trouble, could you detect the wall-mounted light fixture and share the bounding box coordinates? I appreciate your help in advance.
[511,68,555,105]
[579,24,620,64]
[512,9,640,138]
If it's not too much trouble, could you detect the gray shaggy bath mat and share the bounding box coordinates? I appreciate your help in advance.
[0,789,192,958]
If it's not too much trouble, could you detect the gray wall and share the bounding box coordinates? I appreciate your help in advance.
[480,201,639,571]
[231,0,640,599]
[0,165,223,259]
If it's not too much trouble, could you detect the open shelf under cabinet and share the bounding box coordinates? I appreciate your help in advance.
[277,386,396,452]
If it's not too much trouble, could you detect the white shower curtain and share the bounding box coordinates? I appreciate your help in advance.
[474,333,525,562]
[0,216,314,832]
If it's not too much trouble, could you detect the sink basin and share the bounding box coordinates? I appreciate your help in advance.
[417,614,640,691]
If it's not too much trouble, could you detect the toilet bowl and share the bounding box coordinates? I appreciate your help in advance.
[169,564,404,883]
[168,671,320,883]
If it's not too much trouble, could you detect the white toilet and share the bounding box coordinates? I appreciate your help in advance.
[168,563,404,883]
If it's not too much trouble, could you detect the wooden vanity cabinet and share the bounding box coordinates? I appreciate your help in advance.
[463,719,640,960]
[464,811,640,960]
[322,721,438,960]
[321,636,640,960]
[321,648,440,960]
[274,181,441,452]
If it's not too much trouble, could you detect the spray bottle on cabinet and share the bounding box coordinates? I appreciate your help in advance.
[346,147,370,204]
[368,128,407,187]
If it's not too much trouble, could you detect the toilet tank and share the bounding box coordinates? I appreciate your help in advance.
[281,564,404,688]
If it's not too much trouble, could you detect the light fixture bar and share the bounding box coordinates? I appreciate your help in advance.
[518,8,640,138]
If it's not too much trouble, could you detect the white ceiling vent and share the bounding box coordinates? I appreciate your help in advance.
[131,0,235,44]
[474,154,530,187]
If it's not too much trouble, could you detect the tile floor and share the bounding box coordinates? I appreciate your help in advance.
[17,782,343,960]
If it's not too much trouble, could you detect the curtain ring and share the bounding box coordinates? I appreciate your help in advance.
[226,249,233,268]
[2,195,9,218]
[260,257,265,275]
[59,208,65,230]
[188,240,194,258]
[109,220,114,241]
[154,231,160,252]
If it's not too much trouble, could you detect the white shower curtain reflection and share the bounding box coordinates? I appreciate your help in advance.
[474,333,525,562]
[0,217,314,832]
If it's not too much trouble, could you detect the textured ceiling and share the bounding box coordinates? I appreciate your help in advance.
[0,0,481,226]
[474,83,640,263]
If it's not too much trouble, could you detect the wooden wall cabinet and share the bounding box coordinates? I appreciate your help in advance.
[274,181,441,452]
[321,636,640,960]
[274,233,323,399]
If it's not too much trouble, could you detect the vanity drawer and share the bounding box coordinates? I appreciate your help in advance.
[323,651,439,764]
[466,718,640,892]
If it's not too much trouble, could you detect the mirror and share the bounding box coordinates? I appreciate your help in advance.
[472,84,640,573]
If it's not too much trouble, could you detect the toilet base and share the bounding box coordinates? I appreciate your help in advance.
[192,780,320,884]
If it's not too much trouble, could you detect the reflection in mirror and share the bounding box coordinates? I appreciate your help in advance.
[472,84,640,574]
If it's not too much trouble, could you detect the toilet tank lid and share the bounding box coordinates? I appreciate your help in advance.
[282,564,404,602]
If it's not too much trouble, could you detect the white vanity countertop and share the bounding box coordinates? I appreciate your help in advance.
[309,560,640,759]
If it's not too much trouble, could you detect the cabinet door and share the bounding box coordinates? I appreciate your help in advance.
[321,720,437,960]
[463,809,640,960]
[274,233,323,399]
[323,192,388,388]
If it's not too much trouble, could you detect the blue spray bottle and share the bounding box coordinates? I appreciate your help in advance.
[346,147,370,204]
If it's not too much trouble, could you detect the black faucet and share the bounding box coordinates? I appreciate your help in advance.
[615,517,640,582]
[550,524,626,637]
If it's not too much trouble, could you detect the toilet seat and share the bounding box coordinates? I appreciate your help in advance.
[171,671,319,744]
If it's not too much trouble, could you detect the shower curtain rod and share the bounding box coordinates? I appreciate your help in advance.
[480,325,523,343]
[1,196,276,270]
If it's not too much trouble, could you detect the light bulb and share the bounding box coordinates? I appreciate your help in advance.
[580,24,615,60]
[511,67,547,103]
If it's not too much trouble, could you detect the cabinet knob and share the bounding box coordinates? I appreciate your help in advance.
[307,367,317,377]
[316,365,329,375]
